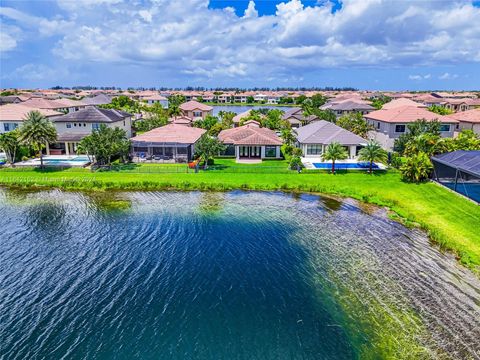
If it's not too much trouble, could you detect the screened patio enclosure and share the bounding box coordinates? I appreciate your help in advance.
[432,150,480,203]
[132,142,192,163]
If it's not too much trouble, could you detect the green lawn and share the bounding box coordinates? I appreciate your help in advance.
[0,166,479,273]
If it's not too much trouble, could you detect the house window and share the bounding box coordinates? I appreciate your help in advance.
[265,146,277,157]
[376,122,380,129]
[440,124,451,132]
[92,123,101,130]
[306,144,322,155]
[193,111,202,117]
[66,123,72,129]
[395,125,406,133]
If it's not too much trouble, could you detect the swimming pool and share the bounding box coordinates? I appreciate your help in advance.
[312,162,379,170]
[42,156,90,166]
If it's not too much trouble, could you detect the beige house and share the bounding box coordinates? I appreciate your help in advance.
[365,106,458,150]
[0,104,62,134]
[447,109,480,135]
[48,107,133,155]
[179,101,213,120]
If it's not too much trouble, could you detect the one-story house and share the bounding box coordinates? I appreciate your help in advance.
[130,123,206,162]
[295,120,367,159]
[218,120,283,161]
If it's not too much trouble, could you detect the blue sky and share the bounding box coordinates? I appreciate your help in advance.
[1,0,479,90]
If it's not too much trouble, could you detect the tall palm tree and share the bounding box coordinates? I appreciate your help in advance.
[358,140,388,173]
[18,111,57,168]
[322,142,348,174]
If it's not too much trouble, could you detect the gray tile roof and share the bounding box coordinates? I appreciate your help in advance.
[295,120,366,145]
[82,94,113,105]
[53,106,131,123]
[322,101,374,111]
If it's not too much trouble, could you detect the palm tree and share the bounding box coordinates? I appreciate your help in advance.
[281,128,297,147]
[0,129,20,164]
[322,142,348,174]
[18,111,57,168]
[357,140,388,173]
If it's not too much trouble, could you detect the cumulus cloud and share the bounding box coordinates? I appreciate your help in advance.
[1,0,480,82]
[243,1,258,18]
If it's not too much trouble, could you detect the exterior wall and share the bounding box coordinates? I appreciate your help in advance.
[181,109,212,120]
[366,118,457,150]
[300,143,358,159]
[457,121,480,135]
[147,99,169,108]
[0,121,21,134]
[234,145,281,160]
[55,117,133,138]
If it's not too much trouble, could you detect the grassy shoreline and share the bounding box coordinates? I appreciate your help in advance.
[1,167,479,273]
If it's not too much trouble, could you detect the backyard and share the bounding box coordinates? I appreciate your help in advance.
[1,161,479,274]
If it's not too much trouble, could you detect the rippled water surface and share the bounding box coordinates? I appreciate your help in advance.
[0,189,479,359]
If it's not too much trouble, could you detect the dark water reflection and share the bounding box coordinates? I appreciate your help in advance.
[0,189,479,359]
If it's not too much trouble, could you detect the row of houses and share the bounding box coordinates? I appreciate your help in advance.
[1,93,480,164]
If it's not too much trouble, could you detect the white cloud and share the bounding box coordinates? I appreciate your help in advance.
[0,32,17,52]
[2,0,480,82]
[3,63,69,81]
[439,72,458,80]
[409,74,431,80]
[0,7,74,36]
[243,1,258,18]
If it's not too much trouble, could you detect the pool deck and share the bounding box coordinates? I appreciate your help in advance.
[301,157,387,170]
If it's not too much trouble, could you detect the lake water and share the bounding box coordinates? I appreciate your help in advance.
[1,189,479,359]
[212,105,294,115]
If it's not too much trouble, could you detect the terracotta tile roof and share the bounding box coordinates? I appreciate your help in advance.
[218,122,282,146]
[21,97,69,109]
[365,106,458,123]
[232,110,252,123]
[169,116,193,125]
[131,124,206,144]
[179,100,213,112]
[0,103,63,121]
[446,109,480,123]
[382,98,427,109]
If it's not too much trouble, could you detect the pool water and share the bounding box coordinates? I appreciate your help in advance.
[312,162,379,169]
[42,156,90,166]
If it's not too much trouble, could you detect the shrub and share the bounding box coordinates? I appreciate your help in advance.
[400,152,433,182]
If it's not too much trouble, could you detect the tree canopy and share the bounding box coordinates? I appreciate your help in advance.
[335,112,372,138]
[78,125,130,165]
[194,134,226,169]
